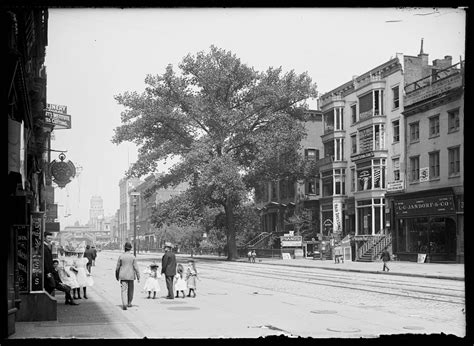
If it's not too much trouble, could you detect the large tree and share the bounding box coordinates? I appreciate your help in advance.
[112,45,317,260]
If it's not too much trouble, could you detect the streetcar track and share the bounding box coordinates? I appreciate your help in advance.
[197,262,464,305]
[197,261,464,293]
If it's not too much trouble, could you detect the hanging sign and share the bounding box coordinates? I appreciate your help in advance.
[49,153,76,188]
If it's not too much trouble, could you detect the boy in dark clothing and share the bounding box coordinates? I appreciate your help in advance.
[380,247,391,272]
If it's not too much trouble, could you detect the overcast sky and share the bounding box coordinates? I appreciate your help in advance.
[45,7,466,227]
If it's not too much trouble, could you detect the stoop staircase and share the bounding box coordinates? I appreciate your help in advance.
[356,234,392,262]
[246,232,273,249]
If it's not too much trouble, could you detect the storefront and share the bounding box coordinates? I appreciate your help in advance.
[389,188,460,262]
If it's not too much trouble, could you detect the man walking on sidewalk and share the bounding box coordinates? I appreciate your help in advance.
[115,242,140,310]
[380,247,391,272]
[161,242,177,299]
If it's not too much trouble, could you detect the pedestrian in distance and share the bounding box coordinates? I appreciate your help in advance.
[174,263,187,298]
[91,245,97,266]
[73,249,93,299]
[186,259,198,298]
[143,261,160,299]
[52,260,78,305]
[115,242,140,310]
[247,250,252,262]
[251,250,257,263]
[161,242,177,299]
[84,245,94,273]
[380,246,391,272]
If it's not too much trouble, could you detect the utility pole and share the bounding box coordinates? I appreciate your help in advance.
[131,191,140,257]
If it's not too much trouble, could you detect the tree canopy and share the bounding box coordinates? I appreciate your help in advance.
[112,45,318,259]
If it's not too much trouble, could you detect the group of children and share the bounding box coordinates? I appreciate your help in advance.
[57,250,94,300]
[142,259,198,299]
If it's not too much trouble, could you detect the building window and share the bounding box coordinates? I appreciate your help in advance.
[372,159,386,189]
[306,180,316,195]
[324,141,335,159]
[392,158,400,181]
[322,170,333,197]
[351,167,356,192]
[429,151,440,179]
[448,108,460,133]
[351,134,357,154]
[305,148,319,161]
[323,109,335,134]
[335,138,344,161]
[409,122,419,142]
[410,156,420,182]
[358,126,373,153]
[335,107,344,130]
[392,85,399,109]
[334,169,345,195]
[392,120,400,142]
[374,124,385,150]
[351,104,357,124]
[357,161,372,191]
[448,146,460,176]
[315,178,320,195]
[429,115,440,137]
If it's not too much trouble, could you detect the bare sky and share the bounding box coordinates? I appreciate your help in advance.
[46,7,466,227]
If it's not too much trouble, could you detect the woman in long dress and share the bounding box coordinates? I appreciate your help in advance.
[73,251,93,299]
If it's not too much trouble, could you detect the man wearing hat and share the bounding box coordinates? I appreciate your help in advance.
[115,242,140,310]
[161,242,177,299]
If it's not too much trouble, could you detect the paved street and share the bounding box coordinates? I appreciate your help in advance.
[10,251,465,339]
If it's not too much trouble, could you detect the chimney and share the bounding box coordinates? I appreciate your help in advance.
[418,38,429,66]
[445,55,452,66]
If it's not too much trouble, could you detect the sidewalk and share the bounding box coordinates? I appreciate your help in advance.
[131,250,465,281]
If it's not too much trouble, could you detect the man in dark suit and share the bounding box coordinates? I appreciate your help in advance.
[161,242,177,299]
[84,245,94,273]
[43,231,55,294]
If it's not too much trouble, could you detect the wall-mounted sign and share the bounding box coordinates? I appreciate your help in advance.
[351,151,374,161]
[49,153,76,188]
[333,202,342,233]
[280,235,303,247]
[15,225,29,292]
[419,167,429,182]
[394,195,455,216]
[30,212,44,292]
[44,103,72,129]
[387,180,404,192]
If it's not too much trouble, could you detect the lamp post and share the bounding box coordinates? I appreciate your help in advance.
[131,191,140,257]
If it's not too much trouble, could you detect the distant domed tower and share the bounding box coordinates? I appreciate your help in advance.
[89,196,104,231]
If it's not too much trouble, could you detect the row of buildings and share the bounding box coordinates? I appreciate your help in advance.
[255,43,464,264]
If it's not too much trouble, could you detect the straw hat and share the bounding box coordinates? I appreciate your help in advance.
[164,242,173,249]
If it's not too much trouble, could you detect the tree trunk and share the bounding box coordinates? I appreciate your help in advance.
[224,200,238,261]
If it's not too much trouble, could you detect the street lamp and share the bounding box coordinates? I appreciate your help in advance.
[130,191,140,257]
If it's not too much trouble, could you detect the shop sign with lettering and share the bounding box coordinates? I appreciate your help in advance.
[30,212,44,292]
[387,180,404,192]
[15,225,29,292]
[280,235,303,247]
[333,202,342,233]
[394,195,455,216]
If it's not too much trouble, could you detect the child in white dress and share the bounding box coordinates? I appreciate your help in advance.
[174,263,187,298]
[185,259,198,298]
[73,251,93,299]
[143,262,160,299]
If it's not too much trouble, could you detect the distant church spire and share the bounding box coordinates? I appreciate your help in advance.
[420,38,424,55]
